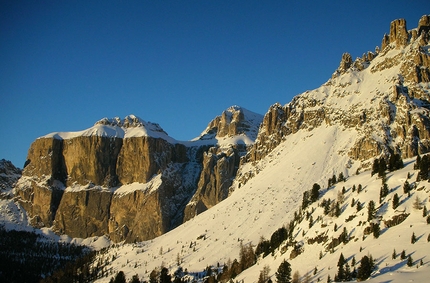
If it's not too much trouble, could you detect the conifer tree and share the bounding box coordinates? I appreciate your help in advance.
[335,253,345,281]
[423,206,428,217]
[311,183,321,202]
[371,158,379,176]
[372,223,380,239]
[411,232,416,244]
[378,158,387,178]
[403,181,411,194]
[392,249,397,259]
[400,250,406,260]
[367,200,376,222]
[407,255,414,267]
[419,155,429,180]
[356,255,372,281]
[275,260,291,283]
[356,201,362,212]
[392,193,399,209]
[113,271,127,283]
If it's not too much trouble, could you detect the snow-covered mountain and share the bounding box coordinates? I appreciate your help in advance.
[11,106,263,243]
[1,15,430,283]
[78,15,429,283]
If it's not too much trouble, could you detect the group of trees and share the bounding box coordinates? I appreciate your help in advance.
[302,183,321,210]
[335,253,374,282]
[371,154,404,177]
[0,225,90,283]
[414,154,430,180]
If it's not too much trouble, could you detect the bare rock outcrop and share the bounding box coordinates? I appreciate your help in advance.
[246,16,430,165]
[0,159,21,195]
[116,137,187,185]
[183,146,239,221]
[389,19,409,48]
[54,186,112,238]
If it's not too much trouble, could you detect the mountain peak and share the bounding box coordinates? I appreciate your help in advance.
[43,114,173,141]
[196,105,263,144]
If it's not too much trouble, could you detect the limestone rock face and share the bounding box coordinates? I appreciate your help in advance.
[332,53,353,78]
[418,15,430,36]
[117,137,187,185]
[389,19,409,48]
[198,106,262,141]
[14,176,64,228]
[62,136,122,187]
[14,109,260,241]
[23,138,66,183]
[183,146,239,221]
[54,187,112,238]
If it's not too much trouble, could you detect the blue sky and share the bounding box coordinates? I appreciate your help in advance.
[0,1,427,167]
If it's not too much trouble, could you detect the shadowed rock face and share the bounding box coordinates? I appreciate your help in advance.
[183,146,240,221]
[54,188,112,238]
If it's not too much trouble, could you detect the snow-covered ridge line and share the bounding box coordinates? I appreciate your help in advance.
[41,114,177,143]
[40,106,264,147]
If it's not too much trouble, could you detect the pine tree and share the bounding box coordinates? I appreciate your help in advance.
[372,223,380,239]
[311,183,321,202]
[335,253,345,281]
[357,184,362,194]
[411,232,416,244]
[367,200,376,222]
[113,271,127,283]
[335,202,341,217]
[400,250,406,260]
[275,260,292,283]
[356,255,371,281]
[419,155,430,180]
[371,158,379,176]
[378,158,387,178]
[407,255,413,267]
[392,193,399,209]
[392,249,397,260]
[356,201,362,212]
[160,268,171,283]
[403,180,411,194]
[423,206,428,217]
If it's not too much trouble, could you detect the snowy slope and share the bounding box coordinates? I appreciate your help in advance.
[89,125,430,283]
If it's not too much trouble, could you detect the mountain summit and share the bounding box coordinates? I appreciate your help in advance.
[12,106,262,242]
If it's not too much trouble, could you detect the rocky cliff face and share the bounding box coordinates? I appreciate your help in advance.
[246,15,430,169]
[183,106,263,220]
[0,159,21,196]
[13,109,261,242]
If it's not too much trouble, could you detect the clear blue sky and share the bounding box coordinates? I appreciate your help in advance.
[0,0,427,168]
